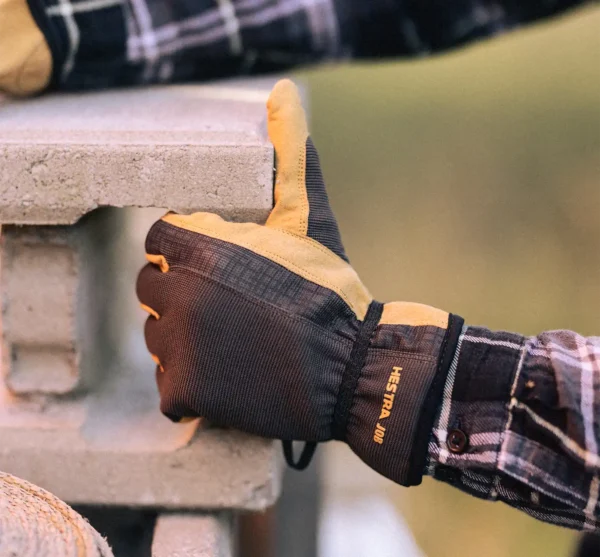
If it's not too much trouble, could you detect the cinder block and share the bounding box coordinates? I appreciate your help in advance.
[0,84,273,225]
[0,210,283,506]
[0,83,282,510]
[1,209,123,394]
[0,208,282,509]
[152,513,232,557]
[0,412,282,509]
[2,225,79,393]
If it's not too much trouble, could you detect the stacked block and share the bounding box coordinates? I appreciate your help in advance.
[0,83,279,556]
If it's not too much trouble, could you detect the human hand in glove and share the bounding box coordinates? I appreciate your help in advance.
[136,79,463,486]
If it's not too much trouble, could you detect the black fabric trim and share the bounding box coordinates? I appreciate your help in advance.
[332,301,384,441]
[304,138,349,262]
[26,0,65,89]
[282,441,318,470]
[406,313,464,486]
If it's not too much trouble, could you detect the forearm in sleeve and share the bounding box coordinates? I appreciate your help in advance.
[15,0,594,92]
[427,326,600,531]
[335,0,593,58]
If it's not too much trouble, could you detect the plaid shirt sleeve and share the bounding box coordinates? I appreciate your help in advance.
[427,326,600,531]
[27,0,594,90]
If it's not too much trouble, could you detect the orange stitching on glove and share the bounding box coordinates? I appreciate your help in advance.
[151,354,165,373]
[140,303,160,320]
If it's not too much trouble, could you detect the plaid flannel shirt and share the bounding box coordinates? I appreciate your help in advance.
[27,0,599,531]
[28,0,593,90]
[428,327,600,531]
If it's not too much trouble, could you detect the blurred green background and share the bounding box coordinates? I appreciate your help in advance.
[298,7,599,557]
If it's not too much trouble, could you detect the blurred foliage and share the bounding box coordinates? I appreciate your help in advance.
[298,7,599,557]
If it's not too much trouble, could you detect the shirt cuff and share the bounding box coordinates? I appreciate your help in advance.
[426,325,526,495]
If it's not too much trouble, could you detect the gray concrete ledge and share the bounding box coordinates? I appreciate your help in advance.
[0,409,281,510]
[152,513,232,557]
[0,84,273,224]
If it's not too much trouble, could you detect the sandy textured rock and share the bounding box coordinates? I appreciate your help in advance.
[0,471,113,557]
[0,84,273,225]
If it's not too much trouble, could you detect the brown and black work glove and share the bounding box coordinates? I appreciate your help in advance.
[137,79,464,486]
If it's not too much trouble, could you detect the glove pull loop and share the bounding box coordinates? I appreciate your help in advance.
[282,441,317,471]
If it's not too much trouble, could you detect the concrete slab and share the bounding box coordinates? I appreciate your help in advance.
[0,84,274,224]
[0,406,281,509]
[152,513,233,557]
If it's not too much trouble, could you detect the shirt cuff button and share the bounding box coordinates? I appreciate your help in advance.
[447,429,468,454]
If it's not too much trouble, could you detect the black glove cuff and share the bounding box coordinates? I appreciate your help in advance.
[26,0,64,89]
[345,312,464,487]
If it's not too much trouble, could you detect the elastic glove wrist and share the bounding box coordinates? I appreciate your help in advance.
[341,304,464,486]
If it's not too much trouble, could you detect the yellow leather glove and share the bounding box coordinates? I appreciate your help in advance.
[137,79,464,485]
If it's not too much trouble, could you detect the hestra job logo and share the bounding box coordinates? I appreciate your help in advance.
[373,366,402,445]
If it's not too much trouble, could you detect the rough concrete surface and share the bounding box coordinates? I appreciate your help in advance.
[0,81,281,513]
[1,209,124,394]
[1,225,80,394]
[152,514,232,557]
[0,84,274,224]
[0,410,282,509]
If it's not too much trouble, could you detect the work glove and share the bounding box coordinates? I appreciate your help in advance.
[137,79,464,486]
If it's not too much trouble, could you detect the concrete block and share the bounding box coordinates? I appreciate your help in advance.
[1,225,80,393]
[0,209,283,509]
[1,209,123,394]
[0,84,273,225]
[152,513,232,557]
[0,405,282,509]
[0,81,282,510]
